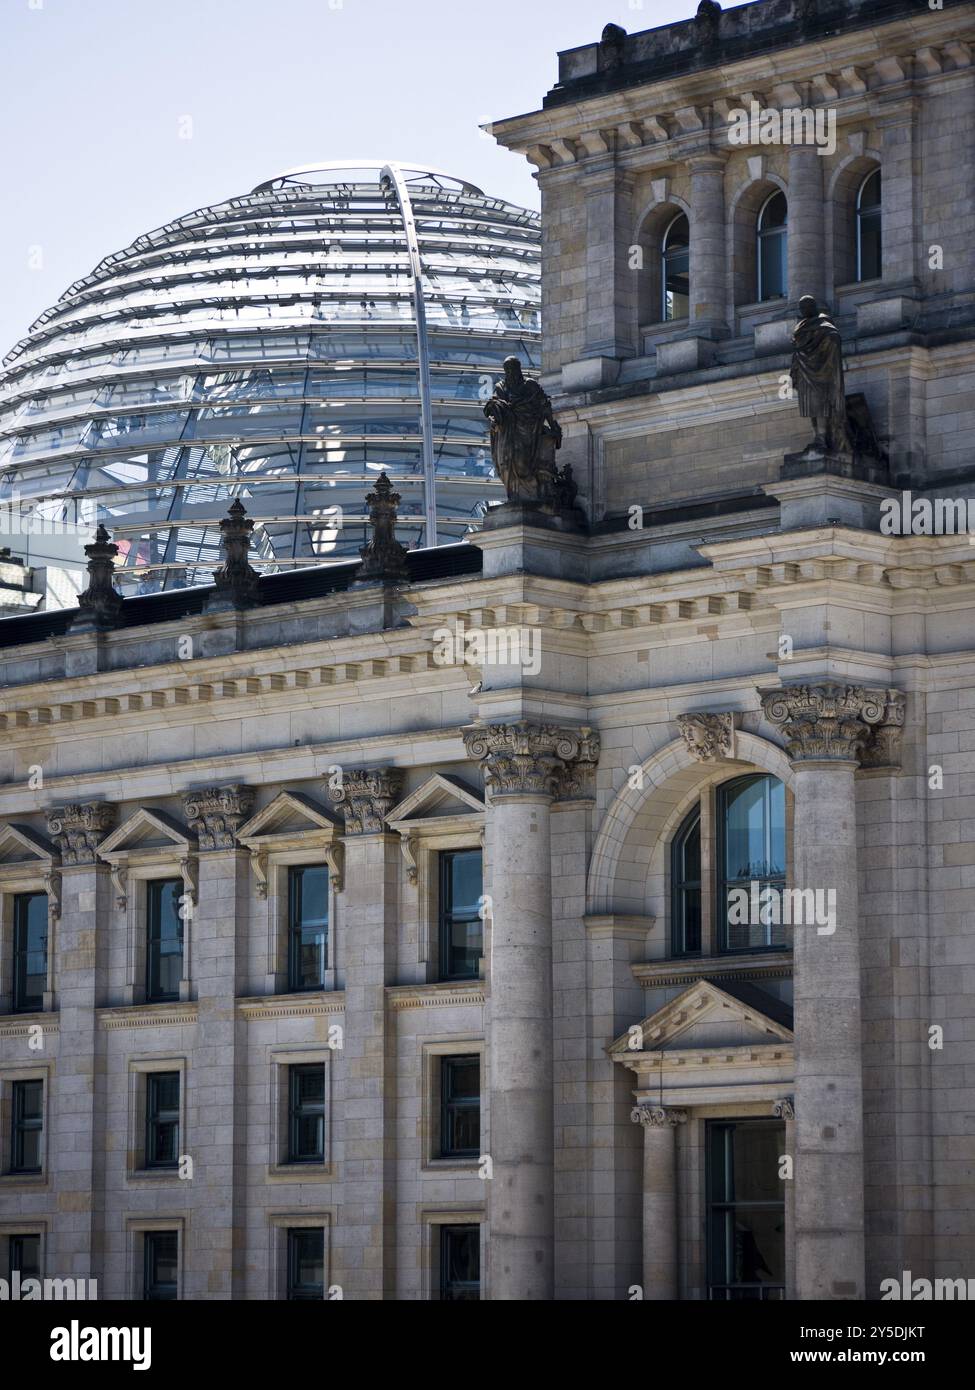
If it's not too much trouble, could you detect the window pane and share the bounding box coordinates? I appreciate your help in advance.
[720,776,787,951]
[14,893,48,1011]
[288,865,329,991]
[147,879,183,1001]
[440,1224,480,1301]
[144,1231,178,1300]
[759,230,786,300]
[289,1064,325,1162]
[706,1121,785,1300]
[9,1235,41,1281]
[662,217,690,322]
[288,1228,324,1300]
[440,850,483,981]
[441,1056,480,1158]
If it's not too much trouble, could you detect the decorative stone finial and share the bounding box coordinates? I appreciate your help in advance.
[356,472,410,585]
[327,768,404,835]
[73,525,123,631]
[207,499,260,611]
[182,785,255,849]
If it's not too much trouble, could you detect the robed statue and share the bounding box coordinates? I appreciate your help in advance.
[790,296,852,456]
[483,357,564,504]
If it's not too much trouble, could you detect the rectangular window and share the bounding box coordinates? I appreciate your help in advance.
[9,1234,40,1281]
[286,1227,324,1300]
[145,1072,180,1169]
[12,892,47,1013]
[438,850,483,981]
[287,865,328,992]
[706,1119,786,1300]
[288,1064,325,1164]
[439,1056,479,1160]
[145,878,183,1003]
[143,1231,178,1300]
[439,1224,480,1301]
[10,1079,42,1174]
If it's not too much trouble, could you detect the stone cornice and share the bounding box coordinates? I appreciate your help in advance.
[632,952,793,990]
[0,1013,60,1039]
[386,982,486,1011]
[97,1003,198,1030]
[492,11,972,164]
[237,992,346,1021]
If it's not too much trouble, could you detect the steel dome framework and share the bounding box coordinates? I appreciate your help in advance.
[0,162,540,593]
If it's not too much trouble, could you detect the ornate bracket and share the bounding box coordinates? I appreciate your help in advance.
[248,849,269,899]
[399,834,419,887]
[676,711,738,763]
[323,842,345,894]
[180,855,198,909]
[110,866,128,912]
[773,1096,796,1120]
[42,869,62,925]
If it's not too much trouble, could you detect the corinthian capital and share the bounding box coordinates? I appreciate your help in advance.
[182,784,255,849]
[760,683,905,767]
[677,711,738,763]
[462,722,600,800]
[630,1105,688,1129]
[327,767,403,835]
[46,802,117,865]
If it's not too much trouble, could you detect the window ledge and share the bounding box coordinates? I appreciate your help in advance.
[632,949,793,989]
[0,1173,48,1190]
[266,1163,335,1184]
[422,1158,481,1176]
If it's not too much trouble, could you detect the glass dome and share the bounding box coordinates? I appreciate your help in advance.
[0,161,540,596]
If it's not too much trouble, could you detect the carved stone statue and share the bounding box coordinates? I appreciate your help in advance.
[789,295,851,457]
[483,357,563,505]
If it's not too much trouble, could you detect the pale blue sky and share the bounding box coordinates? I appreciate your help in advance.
[0,0,692,353]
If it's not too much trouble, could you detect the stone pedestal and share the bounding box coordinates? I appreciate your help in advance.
[463,723,599,1300]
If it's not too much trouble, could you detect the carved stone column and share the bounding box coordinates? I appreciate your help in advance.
[327,767,403,1298]
[787,144,826,307]
[761,683,905,1300]
[45,802,116,1284]
[580,165,636,361]
[181,784,253,1297]
[463,722,599,1300]
[687,153,729,338]
[631,1104,687,1300]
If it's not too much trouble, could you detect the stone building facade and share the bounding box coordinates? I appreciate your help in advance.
[0,0,973,1301]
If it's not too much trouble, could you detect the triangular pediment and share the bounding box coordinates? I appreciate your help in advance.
[610,978,793,1059]
[97,807,193,859]
[386,774,484,826]
[236,791,338,844]
[0,823,57,869]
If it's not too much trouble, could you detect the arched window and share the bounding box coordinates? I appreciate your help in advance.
[661,213,690,322]
[756,191,787,302]
[671,805,701,955]
[718,774,786,951]
[856,169,882,282]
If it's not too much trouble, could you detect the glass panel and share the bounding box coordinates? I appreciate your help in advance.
[9,1234,41,1281]
[857,172,882,281]
[13,892,47,1012]
[440,850,483,980]
[287,1228,324,1300]
[12,1080,43,1172]
[720,776,787,951]
[441,1056,480,1158]
[662,214,690,322]
[146,1072,180,1167]
[144,1232,178,1300]
[288,865,329,991]
[707,1121,785,1300]
[440,1224,480,1301]
[289,1065,325,1162]
[146,879,183,1002]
